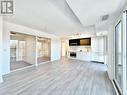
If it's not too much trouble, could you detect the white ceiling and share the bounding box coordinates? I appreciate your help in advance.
[66,0,125,26]
[4,0,127,38]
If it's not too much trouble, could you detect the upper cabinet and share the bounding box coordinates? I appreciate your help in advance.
[69,38,91,46]
[69,39,80,46]
[91,37,104,52]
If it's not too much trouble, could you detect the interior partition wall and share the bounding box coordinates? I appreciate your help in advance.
[10,32,52,70]
[114,11,127,95]
[10,40,26,62]
[37,37,51,64]
[10,32,36,71]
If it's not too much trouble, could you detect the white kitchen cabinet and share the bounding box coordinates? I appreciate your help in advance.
[68,51,91,61]
[91,37,98,52]
[77,52,91,61]
[91,53,99,62]
[98,37,105,52]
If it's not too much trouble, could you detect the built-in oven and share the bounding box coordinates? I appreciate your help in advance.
[70,52,76,58]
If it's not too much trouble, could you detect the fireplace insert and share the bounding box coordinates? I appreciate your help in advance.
[70,52,76,58]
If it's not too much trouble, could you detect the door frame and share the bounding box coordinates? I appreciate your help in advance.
[113,11,127,95]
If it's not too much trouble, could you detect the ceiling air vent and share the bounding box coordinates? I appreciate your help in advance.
[101,14,109,21]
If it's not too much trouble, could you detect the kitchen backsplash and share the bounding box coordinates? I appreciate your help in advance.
[69,46,91,52]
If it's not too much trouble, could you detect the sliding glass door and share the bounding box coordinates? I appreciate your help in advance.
[10,40,26,62]
[115,21,123,92]
[114,11,127,95]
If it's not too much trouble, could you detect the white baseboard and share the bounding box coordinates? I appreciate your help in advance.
[11,65,35,73]
[111,80,120,95]
[38,61,50,65]
[10,60,53,73]
[106,71,119,95]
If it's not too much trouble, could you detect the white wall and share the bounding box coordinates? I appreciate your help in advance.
[2,21,61,75]
[51,39,61,61]
[106,5,127,80]
[104,6,127,95]
[61,40,67,56]
[3,21,10,75]
[0,17,3,82]
[107,24,114,80]
[107,11,123,79]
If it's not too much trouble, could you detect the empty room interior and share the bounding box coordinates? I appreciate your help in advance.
[0,0,127,95]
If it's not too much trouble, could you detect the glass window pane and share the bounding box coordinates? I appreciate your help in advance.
[115,21,123,90]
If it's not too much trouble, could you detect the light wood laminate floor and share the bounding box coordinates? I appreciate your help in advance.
[37,57,50,64]
[11,61,32,71]
[0,58,116,95]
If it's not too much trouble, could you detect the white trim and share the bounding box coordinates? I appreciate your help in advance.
[107,70,119,95]
[0,17,3,83]
[114,79,122,94]
[114,15,123,94]
[10,61,51,73]
[113,11,127,95]
[35,36,38,66]
[122,11,127,95]
[111,80,120,95]
[10,65,35,73]
[38,61,50,65]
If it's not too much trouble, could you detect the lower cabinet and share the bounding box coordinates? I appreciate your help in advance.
[68,51,104,63]
[91,52,104,63]
[77,52,91,61]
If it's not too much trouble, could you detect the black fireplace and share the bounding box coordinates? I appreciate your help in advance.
[70,52,76,58]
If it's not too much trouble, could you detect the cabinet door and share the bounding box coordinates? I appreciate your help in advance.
[77,52,91,61]
[91,37,98,52]
[98,37,104,52]
[69,39,80,46]
[98,37,105,62]
[98,52,104,62]
[91,37,99,61]
[91,37,105,62]
[91,52,99,62]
